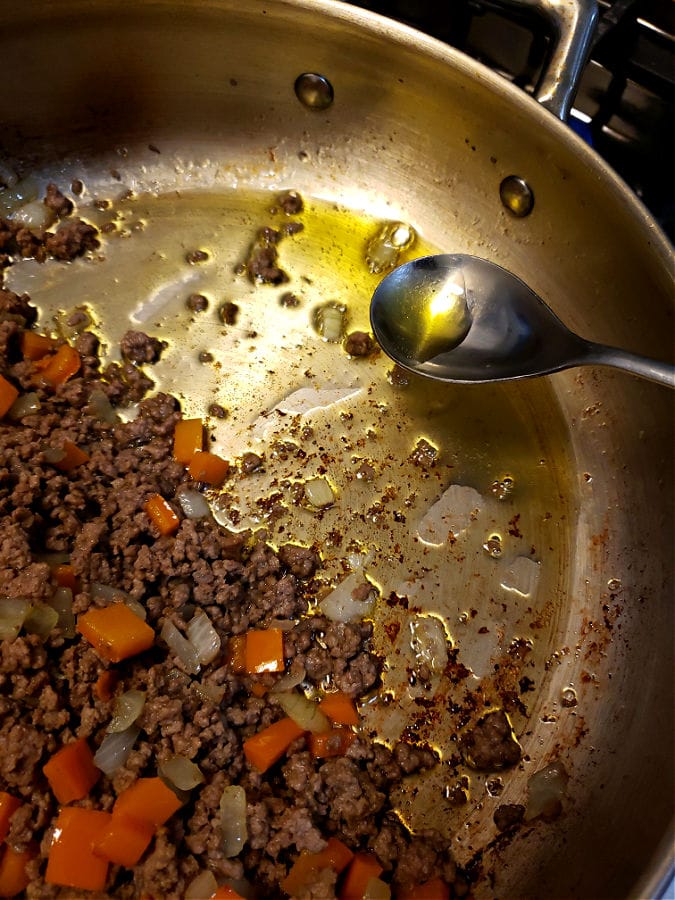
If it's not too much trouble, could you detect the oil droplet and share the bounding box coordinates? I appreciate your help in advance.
[561,686,577,708]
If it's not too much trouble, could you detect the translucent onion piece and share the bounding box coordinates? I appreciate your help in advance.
[159,755,205,791]
[409,615,449,674]
[108,689,146,734]
[8,199,50,230]
[193,680,226,705]
[47,586,75,638]
[0,597,31,641]
[312,302,347,342]
[161,620,201,674]
[87,388,118,425]
[93,724,140,775]
[187,612,221,665]
[23,602,59,638]
[92,582,130,603]
[304,477,335,509]
[275,691,330,733]
[219,785,248,858]
[177,487,211,520]
[43,446,66,465]
[33,551,70,565]
[124,596,147,621]
[319,572,375,623]
[185,871,218,900]
[364,877,392,900]
[525,760,569,821]
[8,392,41,421]
[270,667,306,694]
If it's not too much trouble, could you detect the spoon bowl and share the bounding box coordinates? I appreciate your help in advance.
[370,254,675,387]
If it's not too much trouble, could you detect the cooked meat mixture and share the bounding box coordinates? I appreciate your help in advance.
[119,330,167,365]
[459,709,522,771]
[0,275,469,897]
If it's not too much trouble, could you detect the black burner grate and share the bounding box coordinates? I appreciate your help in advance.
[348,0,675,239]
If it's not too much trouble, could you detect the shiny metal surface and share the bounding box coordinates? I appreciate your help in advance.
[370,254,675,385]
[0,1,673,897]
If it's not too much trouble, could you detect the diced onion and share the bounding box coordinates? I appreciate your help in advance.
[270,667,306,694]
[187,612,221,665]
[525,760,569,821]
[34,551,70,565]
[268,619,297,632]
[319,572,375,623]
[108,689,146,734]
[8,392,41,421]
[92,582,130,603]
[43,446,66,465]
[193,680,226,705]
[23,602,59,637]
[409,615,449,674]
[304,477,335,509]
[8,199,50,230]
[87,388,118,425]
[219,785,248,858]
[0,597,31,641]
[124,596,147,621]
[93,724,140,775]
[313,302,346,342]
[275,691,330,733]
[185,871,218,900]
[177,487,211,520]
[364,877,392,900]
[47,586,75,638]
[159,755,205,791]
[161,619,201,674]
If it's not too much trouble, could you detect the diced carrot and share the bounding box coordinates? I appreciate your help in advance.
[77,602,155,663]
[52,563,79,592]
[47,439,89,472]
[243,717,305,773]
[93,813,155,867]
[20,331,56,361]
[34,343,81,388]
[339,853,384,900]
[94,669,120,702]
[227,634,247,674]
[249,681,268,698]
[173,417,204,464]
[281,837,354,895]
[211,887,245,900]
[42,737,100,804]
[45,807,111,892]
[318,692,359,726]
[0,794,21,844]
[245,628,284,674]
[0,846,34,898]
[144,493,180,536]
[397,877,450,900]
[113,777,182,828]
[187,450,230,485]
[309,727,356,759]
[0,376,19,420]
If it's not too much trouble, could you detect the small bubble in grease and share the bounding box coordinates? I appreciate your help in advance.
[561,686,578,708]
[483,533,503,558]
[491,475,515,500]
[607,578,622,592]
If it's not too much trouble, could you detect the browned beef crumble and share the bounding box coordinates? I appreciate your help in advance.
[0,281,470,898]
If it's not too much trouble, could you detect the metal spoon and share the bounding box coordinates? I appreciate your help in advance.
[370,254,675,387]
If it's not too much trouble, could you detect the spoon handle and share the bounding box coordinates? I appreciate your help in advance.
[581,342,675,388]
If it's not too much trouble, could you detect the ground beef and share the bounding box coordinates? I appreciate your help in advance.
[460,709,522,770]
[344,330,378,357]
[43,218,100,260]
[119,330,167,364]
[244,228,288,285]
[43,183,73,220]
[0,255,466,899]
[276,190,304,216]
